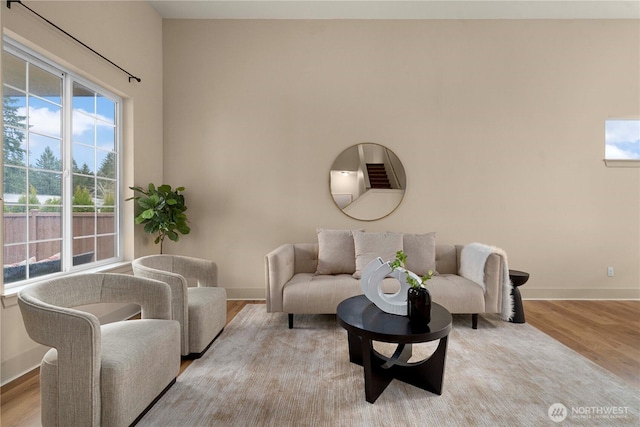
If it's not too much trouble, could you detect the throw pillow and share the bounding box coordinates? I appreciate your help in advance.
[352,230,403,279]
[315,228,359,275]
[403,232,437,276]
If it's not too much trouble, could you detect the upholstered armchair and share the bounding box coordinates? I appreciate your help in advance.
[18,273,181,427]
[132,255,227,358]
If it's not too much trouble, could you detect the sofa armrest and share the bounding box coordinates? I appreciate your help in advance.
[265,244,296,313]
[482,253,505,314]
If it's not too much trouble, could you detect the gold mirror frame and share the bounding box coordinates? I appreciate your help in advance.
[329,143,406,221]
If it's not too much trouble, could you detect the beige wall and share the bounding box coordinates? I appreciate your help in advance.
[1,1,163,384]
[1,10,638,386]
[162,19,639,300]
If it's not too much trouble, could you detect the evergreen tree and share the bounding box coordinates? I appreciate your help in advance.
[97,152,116,178]
[32,146,62,195]
[73,162,94,192]
[3,96,27,193]
[96,152,116,202]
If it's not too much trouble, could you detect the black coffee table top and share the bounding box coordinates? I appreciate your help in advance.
[337,295,452,344]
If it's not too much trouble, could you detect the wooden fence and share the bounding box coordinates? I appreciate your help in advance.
[3,211,116,264]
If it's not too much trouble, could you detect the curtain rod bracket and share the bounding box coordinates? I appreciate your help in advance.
[6,0,141,83]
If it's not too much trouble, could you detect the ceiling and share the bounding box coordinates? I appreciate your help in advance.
[147,0,640,20]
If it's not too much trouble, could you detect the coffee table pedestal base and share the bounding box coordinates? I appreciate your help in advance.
[347,332,448,404]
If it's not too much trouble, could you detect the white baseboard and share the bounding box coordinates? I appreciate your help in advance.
[1,344,49,386]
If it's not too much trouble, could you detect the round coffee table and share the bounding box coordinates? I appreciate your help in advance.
[337,295,452,403]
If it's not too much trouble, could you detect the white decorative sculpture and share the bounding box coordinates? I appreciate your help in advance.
[360,257,424,316]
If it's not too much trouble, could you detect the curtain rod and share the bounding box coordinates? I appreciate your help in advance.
[6,0,141,82]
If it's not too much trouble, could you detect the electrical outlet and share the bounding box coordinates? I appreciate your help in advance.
[607,267,614,277]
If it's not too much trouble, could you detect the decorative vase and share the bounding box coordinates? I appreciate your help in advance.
[407,286,431,324]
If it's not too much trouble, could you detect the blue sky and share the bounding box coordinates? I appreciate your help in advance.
[12,95,116,173]
[605,119,640,160]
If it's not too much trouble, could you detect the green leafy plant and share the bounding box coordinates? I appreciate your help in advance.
[127,184,190,253]
[101,192,115,213]
[390,250,434,288]
[11,185,40,213]
[72,186,95,213]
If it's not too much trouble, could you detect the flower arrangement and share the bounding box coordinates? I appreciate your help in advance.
[390,250,434,288]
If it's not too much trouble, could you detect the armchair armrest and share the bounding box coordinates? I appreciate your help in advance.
[131,261,189,353]
[19,294,102,426]
[265,244,295,313]
[170,255,218,287]
[99,274,173,320]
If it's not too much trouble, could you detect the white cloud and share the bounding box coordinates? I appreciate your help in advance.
[605,143,639,160]
[19,106,111,139]
[605,120,640,145]
[18,106,61,137]
[72,109,97,136]
[605,120,640,160]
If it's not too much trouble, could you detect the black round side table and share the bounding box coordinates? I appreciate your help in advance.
[508,270,529,324]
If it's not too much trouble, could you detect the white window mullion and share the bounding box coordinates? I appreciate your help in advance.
[24,63,32,272]
[116,101,123,261]
[62,75,73,272]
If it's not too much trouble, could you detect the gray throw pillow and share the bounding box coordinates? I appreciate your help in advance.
[315,228,359,275]
[403,232,437,276]
[352,230,403,279]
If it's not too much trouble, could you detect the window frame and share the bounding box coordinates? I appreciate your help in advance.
[2,37,124,294]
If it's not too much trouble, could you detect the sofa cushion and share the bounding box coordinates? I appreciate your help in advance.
[283,273,401,314]
[403,232,437,276]
[352,230,403,279]
[315,228,359,275]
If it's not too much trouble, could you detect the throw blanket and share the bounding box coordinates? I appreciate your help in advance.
[459,243,514,321]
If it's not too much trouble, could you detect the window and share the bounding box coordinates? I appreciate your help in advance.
[2,38,122,290]
[604,119,640,167]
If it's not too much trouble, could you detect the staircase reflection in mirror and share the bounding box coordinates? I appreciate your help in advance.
[329,143,406,221]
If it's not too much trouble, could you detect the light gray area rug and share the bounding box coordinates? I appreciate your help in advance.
[139,305,639,426]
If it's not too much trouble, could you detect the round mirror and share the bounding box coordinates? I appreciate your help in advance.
[329,143,406,221]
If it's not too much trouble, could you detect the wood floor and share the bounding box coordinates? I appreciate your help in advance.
[523,300,640,388]
[1,300,638,427]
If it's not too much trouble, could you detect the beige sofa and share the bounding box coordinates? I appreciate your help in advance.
[265,230,509,329]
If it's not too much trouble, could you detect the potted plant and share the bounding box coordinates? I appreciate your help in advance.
[391,250,434,323]
[128,184,190,254]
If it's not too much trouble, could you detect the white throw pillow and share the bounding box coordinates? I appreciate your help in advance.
[403,232,437,276]
[352,230,403,279]
[315,228,359,275]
